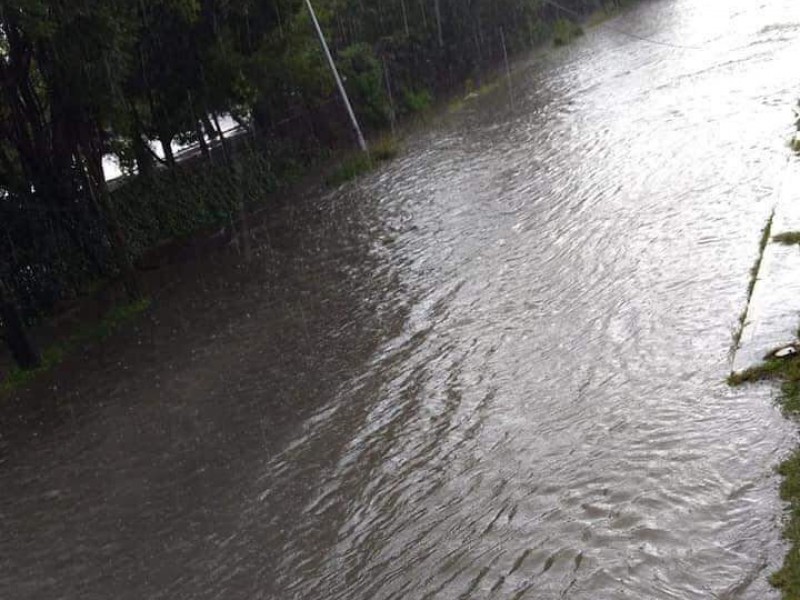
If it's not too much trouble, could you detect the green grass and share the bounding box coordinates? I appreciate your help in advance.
[587,5,618,27]
[326,137,400,187]
[730,351,800,596]
[728,356,795,387]
[553,18,585,47]
[730,340,800,597]
[447,96,466,114]
[775,231,800,245]
[448,80,502,113]
[773,446,800,596]
[0,297,151,395]
[371,136,400,161]
[731,98,800,596]
[402,88,433,114]
[586,1,636,27]
[326,153,372,187]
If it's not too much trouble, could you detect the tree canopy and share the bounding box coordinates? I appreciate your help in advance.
[0,0,610,367]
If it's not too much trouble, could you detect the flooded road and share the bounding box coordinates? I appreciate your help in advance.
[4,0,800,598]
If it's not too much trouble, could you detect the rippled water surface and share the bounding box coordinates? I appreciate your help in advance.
[4,1,800,598]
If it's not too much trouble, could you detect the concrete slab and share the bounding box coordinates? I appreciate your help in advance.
[732,160,800,374]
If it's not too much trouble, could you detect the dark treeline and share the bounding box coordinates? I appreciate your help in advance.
[0,0,617,370]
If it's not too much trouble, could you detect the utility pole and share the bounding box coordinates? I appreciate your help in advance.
[304,0,368,153]
[433,0,444,47]
[0,282,40,370]
[500,27,514,109]
[382,57,397,136]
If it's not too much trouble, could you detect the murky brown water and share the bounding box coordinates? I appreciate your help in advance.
[4,1,800,598]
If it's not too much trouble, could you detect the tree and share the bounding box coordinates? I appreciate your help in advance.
[0,0,621,370]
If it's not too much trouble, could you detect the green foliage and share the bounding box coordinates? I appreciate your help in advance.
[730,350,800,597]
[371,136,400,161]
[728,359,787,386]
[729,349,800,597]
[0,298,151,396]
[0,0,636,367]
[587,2,628,27]
[771,446,800,596]
[726,202,800,597]
[326,153,373,186]
[774,232,800,245]
[553,18,585,47]
[338,43,390,127]
[402,88,434,114]
[112,151,279,257]
[83,298,152,341]
[326,136,400,186]
[449,79,501,113]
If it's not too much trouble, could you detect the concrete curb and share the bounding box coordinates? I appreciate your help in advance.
[733,159,800,374]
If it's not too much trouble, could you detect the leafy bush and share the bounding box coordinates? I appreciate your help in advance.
[338,43,390,128]
[326,136,400,186]
[326,153,373,187]
[111,150,278,258]
[553,18,584,46]
[371,136,399,161]
[401,88,433,114]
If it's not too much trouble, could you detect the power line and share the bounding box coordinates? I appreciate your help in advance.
[540,0,701,51]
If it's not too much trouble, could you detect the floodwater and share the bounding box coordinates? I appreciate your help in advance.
[4,0,800,598]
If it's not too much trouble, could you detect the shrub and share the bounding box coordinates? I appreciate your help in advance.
[401,88,433,114]
[338,43,391,128]
[553,18,584,46]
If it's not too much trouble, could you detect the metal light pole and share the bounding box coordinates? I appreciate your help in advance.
[304,0,368,153]
[499,27,514,109]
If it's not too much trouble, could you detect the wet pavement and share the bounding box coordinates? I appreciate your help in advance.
[3,0,800,598]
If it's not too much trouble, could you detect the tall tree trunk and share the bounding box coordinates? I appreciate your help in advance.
[0,287,40,370]
[233,160,252,261]
[211,112,231,167]
[400,0,410,36]
[128,106,154,177]
[196,121,211,160]
[433,0,444,47]
[383,57,397,135]
[134,134,154,177]
[160,135,176,167]
[188,91,211,161]
[78,124,141,301]
[94,179,140,300]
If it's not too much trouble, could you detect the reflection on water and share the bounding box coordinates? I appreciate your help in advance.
[3,0,800,598]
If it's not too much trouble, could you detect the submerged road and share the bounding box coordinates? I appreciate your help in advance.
[3,0,800,598]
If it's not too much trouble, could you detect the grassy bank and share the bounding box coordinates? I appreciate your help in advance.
[774,231,800,246]
[729,351,800,597]
[325,136,400,187]
[729,146,800,596]
[1,298,151,396]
